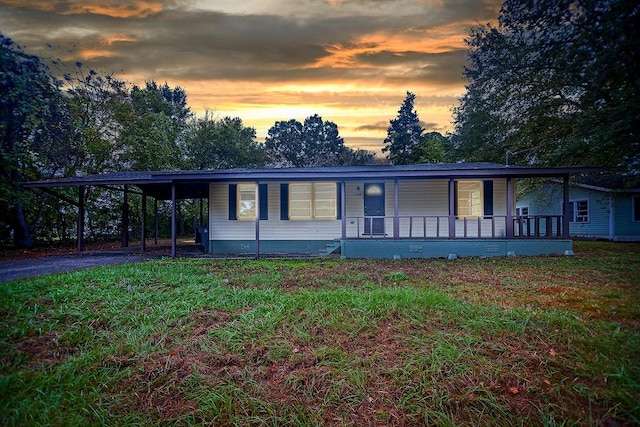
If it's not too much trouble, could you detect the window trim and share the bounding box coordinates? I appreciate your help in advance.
[288,182,337,221]
[574,199,589,223]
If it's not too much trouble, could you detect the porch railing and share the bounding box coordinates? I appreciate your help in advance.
[344,215,564,239]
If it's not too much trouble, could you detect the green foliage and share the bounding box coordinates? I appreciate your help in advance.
[453,0,639,185]
[183,112,266,170]
[265,114,376,167]
[382,91,424,165]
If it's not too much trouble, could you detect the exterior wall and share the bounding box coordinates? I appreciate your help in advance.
[209,182,341,254]
[614,195,640,240]
[209,178,511,255]
[517,182,640,240]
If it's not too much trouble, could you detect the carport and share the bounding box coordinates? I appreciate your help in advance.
[25,171,210,257]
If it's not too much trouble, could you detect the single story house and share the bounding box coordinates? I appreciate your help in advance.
[26,163,601,258]
[517,180,640,241]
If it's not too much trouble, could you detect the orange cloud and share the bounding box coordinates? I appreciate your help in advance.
[0,0,171,18]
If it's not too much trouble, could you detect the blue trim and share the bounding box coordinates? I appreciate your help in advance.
[228,184,237,220]
[259,183,268,220]
[484,180,494,217]
[280,183,289,220]
[336,182,342,220]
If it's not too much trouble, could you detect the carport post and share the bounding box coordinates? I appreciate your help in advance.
[121,184,129,248]
[255,181,260,259]
[77,185,85,252]
[141,192,147,252]
[562,175,570,239]
[154,199,158,245]
[171,183,177,258]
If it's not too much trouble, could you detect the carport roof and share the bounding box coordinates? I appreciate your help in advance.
[25,163,603,200]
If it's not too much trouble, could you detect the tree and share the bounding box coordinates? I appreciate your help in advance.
[265,115,344,167]
[453,0,640,185]
[183,112,266,170]
[382,92,425,165]
[415,132,449,163]
[118,81,191,171]
[0,34,68,247]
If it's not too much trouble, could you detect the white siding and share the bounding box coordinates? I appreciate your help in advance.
[210,178,509,241]
[209,182,341,241]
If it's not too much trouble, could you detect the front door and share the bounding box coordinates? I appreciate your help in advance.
[364,183,385,235]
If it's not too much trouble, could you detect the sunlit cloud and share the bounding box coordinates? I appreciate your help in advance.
[0,0,502,155]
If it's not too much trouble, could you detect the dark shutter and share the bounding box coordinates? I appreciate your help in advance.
[228,184,237,220]
[259,184,268,220]
[483,180,494,217]
[453,181,458,217]
[280,183,289,220]
[336,182,342,220]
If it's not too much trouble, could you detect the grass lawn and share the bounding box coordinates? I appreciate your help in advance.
[1,241,639,426]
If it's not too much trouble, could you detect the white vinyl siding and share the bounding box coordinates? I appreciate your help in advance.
[209,179,509,242]
[210,182,341,241]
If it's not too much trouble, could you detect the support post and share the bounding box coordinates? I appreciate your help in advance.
[393,179,399,239]
[154,199,159,245]
[448,178,456,239]
[171,183,177,258]
[121,184,129,248]
[77,185,85,252]
[199,198,204,226]
[562,175,570,239]
[341,181,346,239]
[255,181,260,259]
[506,177,514,239]
[141,193,147,252]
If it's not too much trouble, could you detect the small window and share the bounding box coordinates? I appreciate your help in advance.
[289,182,336,220]
[574,200,589,223]
[516,207,529,217]
[633,196,640,222]
[457,181,482,217]
[238,184,257,220]
[566,199,589,223]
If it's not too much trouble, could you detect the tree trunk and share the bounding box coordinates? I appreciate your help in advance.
[11,202,34,248]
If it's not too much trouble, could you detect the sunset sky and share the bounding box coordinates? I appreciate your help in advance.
[0,0,502,153]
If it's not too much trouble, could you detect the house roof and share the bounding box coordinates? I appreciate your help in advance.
[25,163,603,200]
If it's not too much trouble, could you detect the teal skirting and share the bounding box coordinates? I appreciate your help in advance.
[340,239,573,259]
[209,238,573,258]
[209,240,333,255]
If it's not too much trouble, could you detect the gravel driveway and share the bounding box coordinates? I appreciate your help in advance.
[0,252,157,283]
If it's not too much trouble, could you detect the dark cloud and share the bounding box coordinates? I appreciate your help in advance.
[0,0,500,142]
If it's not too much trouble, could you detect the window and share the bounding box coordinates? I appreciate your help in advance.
[566,199,589,223]
[289,182,336,220]
[238,184,256,220]
[633,196,640,222]
[574,200,588,222]
[457,181,482,217]
[516,206,529,217]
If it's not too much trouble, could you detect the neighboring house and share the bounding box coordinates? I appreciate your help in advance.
[517,181,640,241]
[26,163,601,258]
